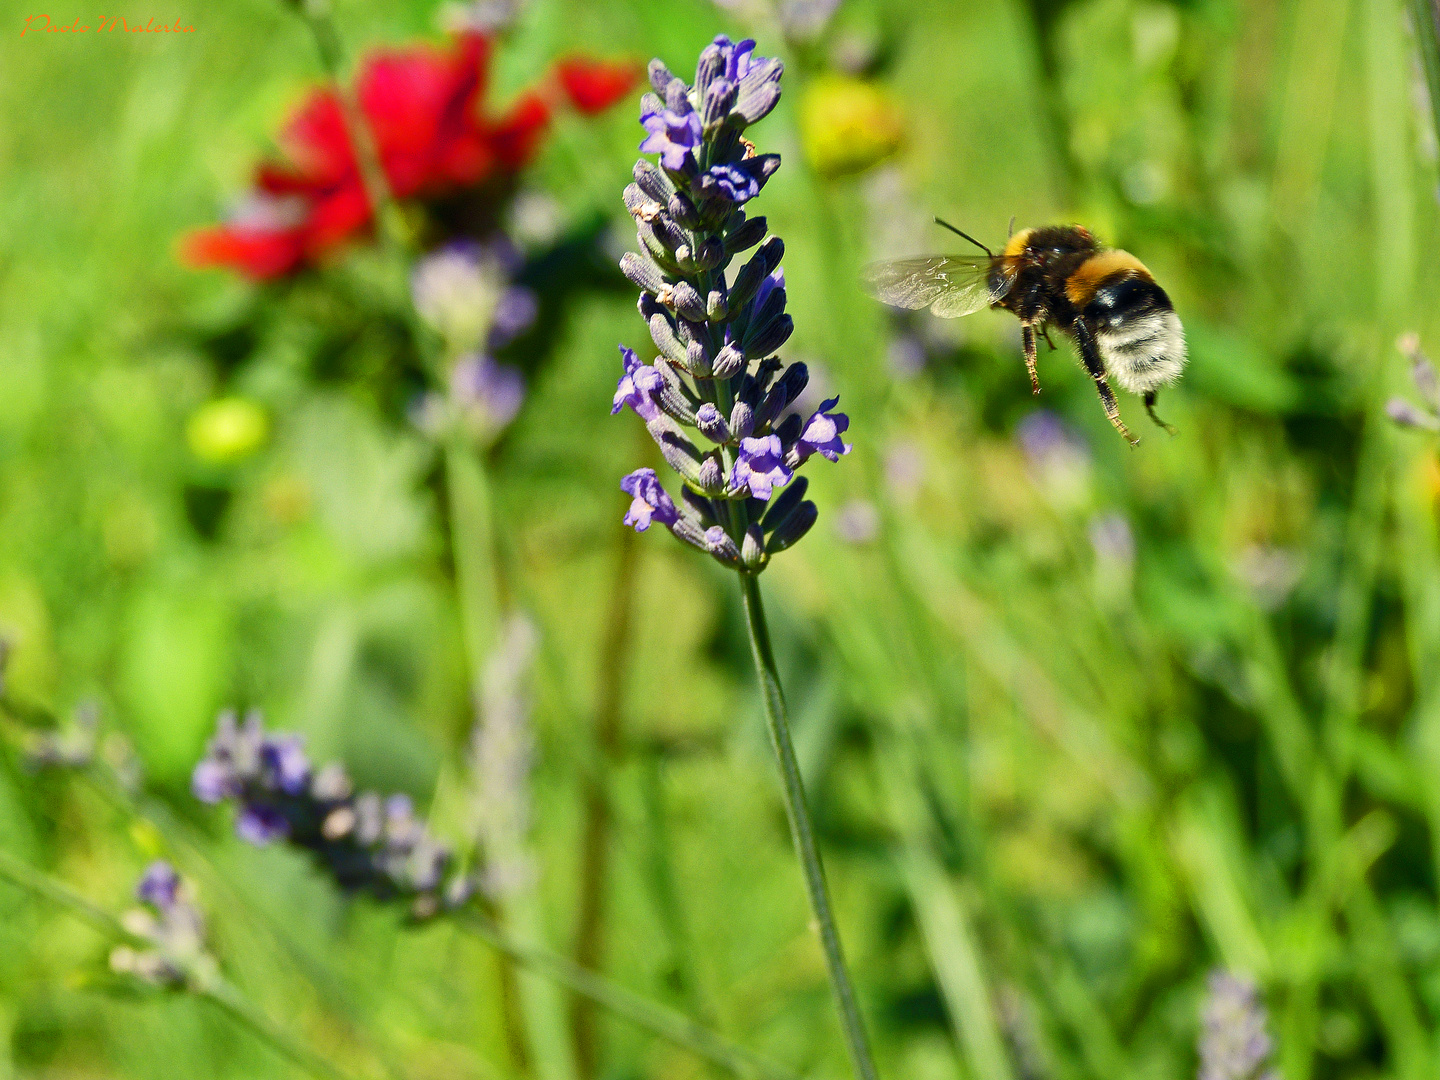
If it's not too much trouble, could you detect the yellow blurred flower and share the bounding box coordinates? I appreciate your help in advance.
[186,397,268,464]
[800,75,905,177]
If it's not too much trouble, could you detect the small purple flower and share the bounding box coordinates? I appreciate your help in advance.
[754,267,785,313]
[640,103,702,171]
[260,736,310,796]
[453,354,526,433]
[708,163,761,203]
[136,860,182,911]
[721,37,759,82]
[191,758,235,804]
[236,804,291,845]
[612,345,663,422]
[621,468,679,531]
[732,435,793,499]
[792,397,851,464]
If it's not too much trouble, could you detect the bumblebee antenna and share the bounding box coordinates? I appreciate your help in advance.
[934,217,993,257]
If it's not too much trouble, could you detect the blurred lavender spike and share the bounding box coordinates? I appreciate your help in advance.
[1197,971,1279,1080]
[471,612,540,898]
[192,710,467,916]
[111,860,215,989]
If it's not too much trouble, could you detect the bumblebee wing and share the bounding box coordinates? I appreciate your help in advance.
[861,255,999,318]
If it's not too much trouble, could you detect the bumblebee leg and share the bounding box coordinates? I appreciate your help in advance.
[1021,324,1041,394]
[1143,390,1178,435]
[1074,320,1138,446]
[1040,326,1058,351]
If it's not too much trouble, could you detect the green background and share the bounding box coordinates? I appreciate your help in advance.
[1,0,1438,1076]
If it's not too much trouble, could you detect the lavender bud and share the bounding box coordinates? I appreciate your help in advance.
[638,222,681,271]
[743,314,794,359]
[620,251,668,296]
[669,281,707,322]
[765,501,817,553]
[651,215,688,253]
[742,524,767,567]
[623,183,663,222]
[649,313,690,367]
[647,59,675,96]
[761,475,809,532]
[730,400,756,439]
[649,419,706,484]
[686,339,712,377]
[695,43,725,97]
[667,191,701,228]
[707,289,729,321]
[665,80,691,114]
[681,487,718,525]
[774,412,803,446]
[705,526,741,565]
[703,78,738,129]
[672,517,710,550]
[732,58,785,126]
[724,215,768,255]
[694,236,725,270]
[634,160,672,204]
[654,363,699,425]
[696,402,731,442]
[697,454,725,492]
[728,242,777,312]
[757,362,809,426]
[712,343,747,378]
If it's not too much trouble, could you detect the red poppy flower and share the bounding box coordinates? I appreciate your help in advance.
[182,31,638,281]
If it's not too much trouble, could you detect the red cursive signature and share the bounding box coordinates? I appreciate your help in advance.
[22,14,195,34]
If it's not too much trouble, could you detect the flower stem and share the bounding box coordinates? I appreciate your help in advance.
[572,516,640,1080]
[737,573,880,1080]
[0,849,358,1080]
[289,0,403,254]
[456,910,795,1080]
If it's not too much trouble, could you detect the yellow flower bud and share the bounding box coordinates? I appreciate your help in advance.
[800,75,905,178]
[186,398,268,464]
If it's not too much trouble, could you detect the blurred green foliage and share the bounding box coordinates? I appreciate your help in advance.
[0,0,1438,1077]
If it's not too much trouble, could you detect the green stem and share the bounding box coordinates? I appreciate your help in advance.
[444,438,574,1080]
[737,573,880,1080]
[0,850,358,1080]
[201,979,361,1080]
[290,0,403,255]
[455,911,795,1080]
[572,519,640,1080]
[446,438,500,683]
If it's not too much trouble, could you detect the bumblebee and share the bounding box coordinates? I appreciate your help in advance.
[862,221,1187,443]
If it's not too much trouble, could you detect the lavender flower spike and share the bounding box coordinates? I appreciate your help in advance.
[1198,971,1279,1080]
[609,42,876,1080]
[611,36,846,572]
[111,861,215,989]
[192,710,470,918]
